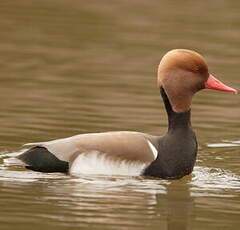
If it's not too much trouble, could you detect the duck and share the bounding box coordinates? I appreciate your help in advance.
[16,49,237,179]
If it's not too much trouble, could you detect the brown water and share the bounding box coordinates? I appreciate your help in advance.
[0,1,239,229]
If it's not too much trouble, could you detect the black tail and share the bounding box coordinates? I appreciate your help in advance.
[18,146,69,173]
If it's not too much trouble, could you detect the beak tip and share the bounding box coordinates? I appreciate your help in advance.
[206,74,238,95]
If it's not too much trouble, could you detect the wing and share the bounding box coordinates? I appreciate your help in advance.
[24,131,158,163]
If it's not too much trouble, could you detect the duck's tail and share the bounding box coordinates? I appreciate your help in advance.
[16,147,69,173]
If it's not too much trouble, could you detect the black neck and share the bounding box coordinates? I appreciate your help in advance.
[142,88,197,179]
[160,87,191,131]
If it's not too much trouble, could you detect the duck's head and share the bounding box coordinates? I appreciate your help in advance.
[158,49,237,112]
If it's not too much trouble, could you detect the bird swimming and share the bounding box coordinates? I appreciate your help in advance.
[15,49,237,179]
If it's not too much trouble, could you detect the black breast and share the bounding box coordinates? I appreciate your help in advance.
[142,88,198,179]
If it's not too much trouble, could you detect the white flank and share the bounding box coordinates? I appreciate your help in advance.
[147,141,158,160]
[70,152,146,176]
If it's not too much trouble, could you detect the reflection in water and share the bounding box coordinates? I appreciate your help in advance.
[165,181,193,230]
[0,0,239,230]
[152,179,194,230]
[0,160,239,230]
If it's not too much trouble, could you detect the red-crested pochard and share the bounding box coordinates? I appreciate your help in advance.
[16,49,237,179]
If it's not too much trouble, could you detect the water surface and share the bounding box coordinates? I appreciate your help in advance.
[0,1,239,230]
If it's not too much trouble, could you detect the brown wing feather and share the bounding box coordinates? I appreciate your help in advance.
[24,131,157,164]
